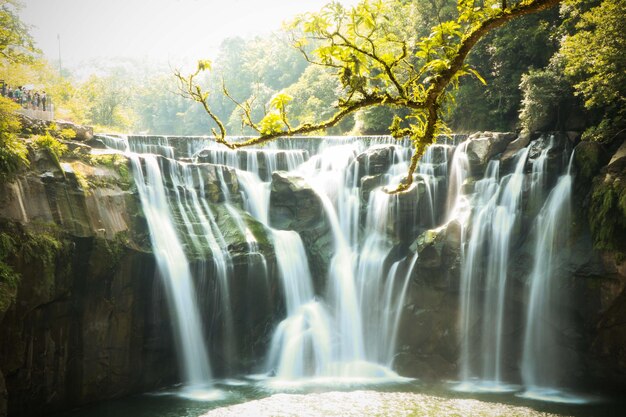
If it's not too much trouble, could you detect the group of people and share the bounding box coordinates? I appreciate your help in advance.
[1,81,49,111]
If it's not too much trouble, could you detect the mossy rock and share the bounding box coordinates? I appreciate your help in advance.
[0,220,65,315]
[590,177,626,254]
[589,144,626,254]
[574,141,609,182]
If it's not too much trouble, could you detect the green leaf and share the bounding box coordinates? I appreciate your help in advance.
[197,60,212,72]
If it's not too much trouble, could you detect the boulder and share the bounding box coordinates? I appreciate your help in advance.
[360,174,385,203]
[466,132,516,175]
[18,114,48,136]
[409,220,462,287]
[500,133,531,172]
[56,121,94,142]
[374,180,430,242]
[269,171,325,232]
[354,144,397,181]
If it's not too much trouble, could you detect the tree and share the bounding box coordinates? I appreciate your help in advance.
[81,71,136,130]
[561,0,626,142]
[0,0,38,67]
[0,0,37,182]
[178,0,562,193]
[0,97,28,181]
[450,8,561,131]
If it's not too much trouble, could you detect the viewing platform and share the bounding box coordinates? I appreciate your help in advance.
[17,107,54,122]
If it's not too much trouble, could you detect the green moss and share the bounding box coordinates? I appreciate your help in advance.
[574,143,602,180]
[0,230,19,311]
[0,222,63,312]
[589,179,626,252]
[73,168,91,191]
[58,128,77,140]
[89,153,133,190]
[245,215,273,250]
[0,261,19,312]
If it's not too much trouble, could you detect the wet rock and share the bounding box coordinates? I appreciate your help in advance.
[410,220,461,276]
[574,141,610,185]
[17,114,48,136]
[526,132,571,180]
[500,133,531,172]
[154,156,240,204]
[354,144,397,181]
[269,171,325,232]
[360,174,385,203]
[466,132,515,175]
[377,180,429,242]
[300,226,334,292]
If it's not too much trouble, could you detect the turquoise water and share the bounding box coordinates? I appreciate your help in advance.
[51,379,622,417]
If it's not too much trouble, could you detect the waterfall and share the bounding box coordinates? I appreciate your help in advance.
[446,140,470,223]
[456,147,530,392]
[266,230,333,380]
[129,154,213,391]
[94,132,582,400]
[520,155,577,402]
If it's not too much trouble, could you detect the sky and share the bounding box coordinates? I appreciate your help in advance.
[20,0,361,68]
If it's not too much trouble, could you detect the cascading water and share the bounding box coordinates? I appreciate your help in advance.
[519,155,580,403]
[129,153,214,395]
[95,132,583,403]
[265,230,333,381]
[456,147,529,392]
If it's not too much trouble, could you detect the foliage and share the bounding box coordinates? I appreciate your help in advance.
[0,230,18,311]
[0,96,28,181]
[450,9,561,131]
[0,0,38,66]
[519,56,572,132]
[58,128,77,140]
[0,222,63,312]
[81,72,136,130]
[178,0,562,192]
[32,132,68,160]
[561,0,626,143]
[89,153,132,190]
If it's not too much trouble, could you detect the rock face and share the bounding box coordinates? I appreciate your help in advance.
[0,147,177,416]
[0,372,6,417]
[465,132,516,175]
[269,171,331,287]
[583,138,626,388]
[269,171,325,232]
[394,135,626,389]
[354,144,397,182]
[393,221,463,380]
[18,115,93,142]
[0,142,280,415]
